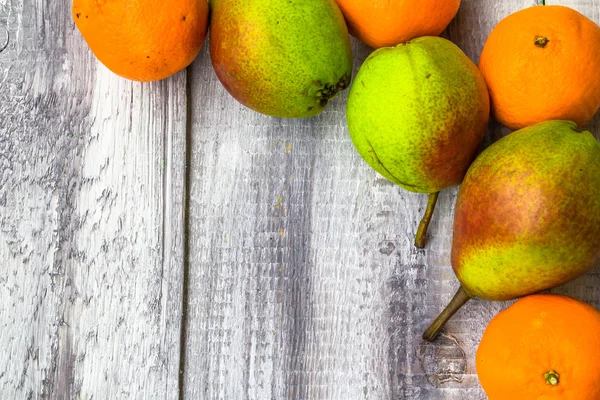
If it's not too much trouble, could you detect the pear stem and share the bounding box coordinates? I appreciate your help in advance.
[422,285,472,342]
[415,192,439,249]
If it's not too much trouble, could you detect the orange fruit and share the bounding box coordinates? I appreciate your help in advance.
[333,0,461,48]
[72,0,209,82]
[476,294,600,399]
[479,5,600,129]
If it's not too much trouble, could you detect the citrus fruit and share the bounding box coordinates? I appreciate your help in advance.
[73,0,209,82]
[476,294,600,399]
[479,5,600,129]
[333,0,460,48]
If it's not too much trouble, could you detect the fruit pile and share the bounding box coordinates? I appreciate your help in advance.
[72,0,600,398]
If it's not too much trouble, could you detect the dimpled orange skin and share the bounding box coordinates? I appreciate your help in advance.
[333,0,461,48]
[72,0,209,82]
[479,5,600,129]
[476,294,600,400]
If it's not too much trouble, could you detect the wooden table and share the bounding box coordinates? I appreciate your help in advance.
[2,0,599,398]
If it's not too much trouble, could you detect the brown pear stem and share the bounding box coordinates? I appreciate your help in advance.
[422,285,472,342]
[415,192,439,249]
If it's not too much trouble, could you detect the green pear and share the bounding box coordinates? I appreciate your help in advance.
[423,120,600,341]
[346,36,489,248]
[209,0,353,118]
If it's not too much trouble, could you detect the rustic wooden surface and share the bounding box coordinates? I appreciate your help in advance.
[0,0,186,398]
[1,0,599,399]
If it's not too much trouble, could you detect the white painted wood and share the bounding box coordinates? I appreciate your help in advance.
[3,0,600,399]
[0,0,185,398]
[185,41,485,400]
[184,0,600,399]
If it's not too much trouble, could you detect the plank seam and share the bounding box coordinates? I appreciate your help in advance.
[178,66,194,400]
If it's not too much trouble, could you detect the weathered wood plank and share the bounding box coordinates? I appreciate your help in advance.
[184,0,600,399]
[0,0,185,398]
[4,0,600,398]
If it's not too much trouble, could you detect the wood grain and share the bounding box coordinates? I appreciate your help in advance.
[184,1,600,399]
[184,41,488,399]
[3,0,600,399]
[0,0,185,398]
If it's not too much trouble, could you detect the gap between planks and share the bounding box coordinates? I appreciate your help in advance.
[177,63,195,400]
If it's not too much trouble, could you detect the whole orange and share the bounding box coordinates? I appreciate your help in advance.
[333,0,460,48]
[476,294,600,399]
[479,5,600,129]
[72,0,209,82]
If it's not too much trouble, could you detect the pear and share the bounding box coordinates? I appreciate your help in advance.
[209,0,353,118]
[423,120,600,341]
[346,36,489,248]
